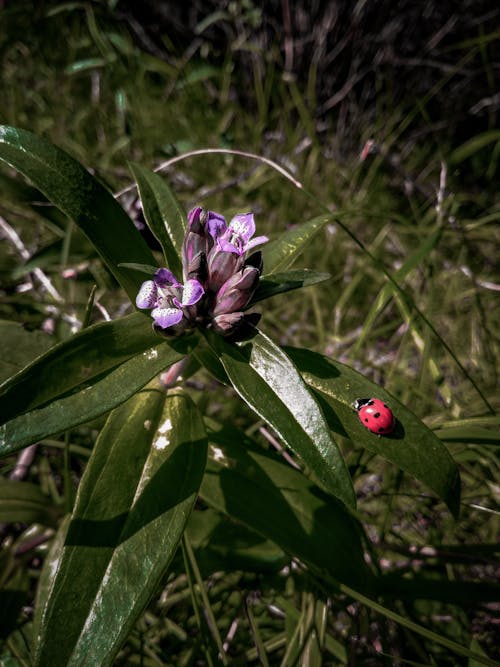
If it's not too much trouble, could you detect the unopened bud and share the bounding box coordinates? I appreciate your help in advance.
[213,266,260,315]
[212,312,260,341]
[245,251,263,273]
[207,246,244,292]
[185,251,208,283]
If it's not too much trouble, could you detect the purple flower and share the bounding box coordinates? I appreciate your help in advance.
[136,268,204,333]
[217,213,268,256]
[135,207,266,341]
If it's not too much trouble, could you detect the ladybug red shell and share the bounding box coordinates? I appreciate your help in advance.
[354,398,395,435]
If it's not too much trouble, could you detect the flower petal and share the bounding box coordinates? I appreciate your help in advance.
[136,280,158,309]
[181,279,205,306]
[229,213,255,243]
[244,235,269,252]
[151,307,184,329]
[187,206,203,227]
[218,237,242,255]
[154,268,180,287]
[206,211,227,239]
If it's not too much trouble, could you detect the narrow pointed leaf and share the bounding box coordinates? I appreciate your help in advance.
[129,163,184,276]
[433,426,500,446]
[201,421,373,590]
[0,312,159,426]
[0,479,60,526]
[286,346,461,518]
[0,320,52,384]
[204,331,355,508]
[249,270,331,305]
[261,214,333,274]
[0,125,157,301]
[34,388,207,667]
[0,335,196,456]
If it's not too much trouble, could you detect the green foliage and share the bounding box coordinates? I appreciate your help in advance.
[0,5,498,663]
[33,388,207,666]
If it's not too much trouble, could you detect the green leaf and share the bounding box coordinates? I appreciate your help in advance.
[286,347,461,518]
[117,262,159,275]
[34,388,207,667]
[0,125,157,301]
[33,515,70,646]
[204,331,355,508]
[185,508,288,576]
[250,270,331,305]
[377,574,500,605]
[433,426,500,446]
[450,130,500,164]
[0,479,60,526]
[261,214,333,274]
[0,312,159,425]
[0,335,196,456]
[129,163,184,276]
[352,227,443,354]
[0,320,52,384]
[201,420,373,591]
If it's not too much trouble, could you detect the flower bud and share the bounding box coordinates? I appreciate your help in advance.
[185,251,207,284]
[244,250,263,273]
[213,266,260,315]
[207,246,244,292]
[211,312,260,341]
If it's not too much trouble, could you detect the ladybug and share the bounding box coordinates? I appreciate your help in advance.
[354,398,395,435]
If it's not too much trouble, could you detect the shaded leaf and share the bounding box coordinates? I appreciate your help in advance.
[34,388,207,667]
[286,346,461,518]
[0,479,60,526]
[377,574,500,605]
[129,163,184,276]
[0,335,196,456]
[0,312,158,425]
[0,125,157,301]
[201,420,374,591]
[204,331,355,508]
[249,270,331,306]
[450,130,500,164]
[261,214,333,274]
[181,508,288,576]
[0,320,52,384]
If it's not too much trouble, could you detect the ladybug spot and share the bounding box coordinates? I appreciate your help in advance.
[378,427,384,432]
[367,400,374,406]
[374,412,380,418]
[364,418,369,423]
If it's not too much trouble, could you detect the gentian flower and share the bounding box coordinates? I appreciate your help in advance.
[136,268,204,335]
[135,207,268,341]
[217,213,268,256]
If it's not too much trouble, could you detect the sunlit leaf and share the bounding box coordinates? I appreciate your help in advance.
[0,312,158,425]
[129,163,184,276]
[0,335,196,456]
[261,214,333,273]
[34,388,207,667]
[0,125,157,301]
[286,346,461,517]
[249,269,331,305]
[204,330,355,508]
